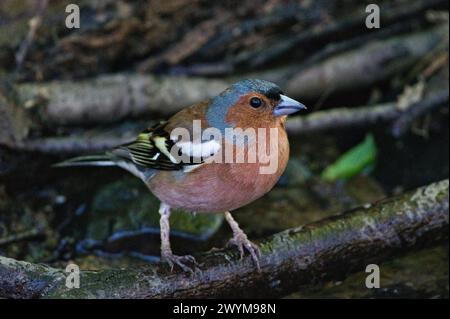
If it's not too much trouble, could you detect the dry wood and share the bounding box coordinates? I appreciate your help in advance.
[0,26,444,132]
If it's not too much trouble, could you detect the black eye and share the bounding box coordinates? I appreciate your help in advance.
[250,97,262,108]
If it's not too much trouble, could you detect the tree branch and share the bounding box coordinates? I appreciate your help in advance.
[285,89,449,134]
[391,91,449,137]
[0,179,448,299]
[6,89,446,154]
[2,25,444,129]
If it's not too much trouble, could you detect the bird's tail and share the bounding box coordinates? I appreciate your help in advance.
[54,153,153,181]
[53,154,116,168]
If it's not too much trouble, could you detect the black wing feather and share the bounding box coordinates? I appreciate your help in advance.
[114,121,200,171]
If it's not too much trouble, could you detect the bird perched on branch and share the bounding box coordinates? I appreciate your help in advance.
[58,79,306,272]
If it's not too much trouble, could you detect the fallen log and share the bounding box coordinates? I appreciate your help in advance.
[0,179,448,299]
[5,89,447,154]
[16,75,228,126]
[283,25,448,99]
[4,25,445,128]
[238,0,447,69]
[286,89,449,134]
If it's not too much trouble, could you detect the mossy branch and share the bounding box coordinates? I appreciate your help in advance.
[0,179,448,299]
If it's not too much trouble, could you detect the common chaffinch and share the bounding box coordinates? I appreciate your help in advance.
[59,79,306,272]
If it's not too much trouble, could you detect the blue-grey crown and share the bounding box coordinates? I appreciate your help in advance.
[230,79,282,98]
[206,79,282,133]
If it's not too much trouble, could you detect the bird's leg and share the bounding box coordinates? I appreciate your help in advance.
[159,203,196,273]
[224,211,261,270]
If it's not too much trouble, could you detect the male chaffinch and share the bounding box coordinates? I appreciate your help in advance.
[59,79,306,272]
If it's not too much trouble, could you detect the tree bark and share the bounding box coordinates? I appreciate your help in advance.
[4,88,446,154]
[283,25,447,99]
[285,89,449,134]
[1,25,444,129]
[0,179,448,299]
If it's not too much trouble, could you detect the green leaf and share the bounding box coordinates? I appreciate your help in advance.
[321,133,377,182]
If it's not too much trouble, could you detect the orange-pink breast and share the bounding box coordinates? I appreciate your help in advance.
[147,127,290,212]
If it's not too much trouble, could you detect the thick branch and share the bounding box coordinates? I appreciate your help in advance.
[0,179,448,299]
[258,25,447,97]
[16,75,228,126]
[286,89,449,134]
[5,25,445,128]
[6,89,447,154]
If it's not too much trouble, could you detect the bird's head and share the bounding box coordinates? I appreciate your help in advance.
[206,79,306,131]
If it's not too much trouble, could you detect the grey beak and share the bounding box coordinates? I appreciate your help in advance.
[273,95,306,117]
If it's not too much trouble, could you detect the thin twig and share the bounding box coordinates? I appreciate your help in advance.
[0,228,44,246]
[391,90,449,137]
[15,0,48,72]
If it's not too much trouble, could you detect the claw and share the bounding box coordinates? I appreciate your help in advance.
[227,233,261,271]
[224,211,261,271]
[162,253,197,274]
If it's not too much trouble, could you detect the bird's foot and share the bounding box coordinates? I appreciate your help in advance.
[161,251,197,274]
[227,231,261,270]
